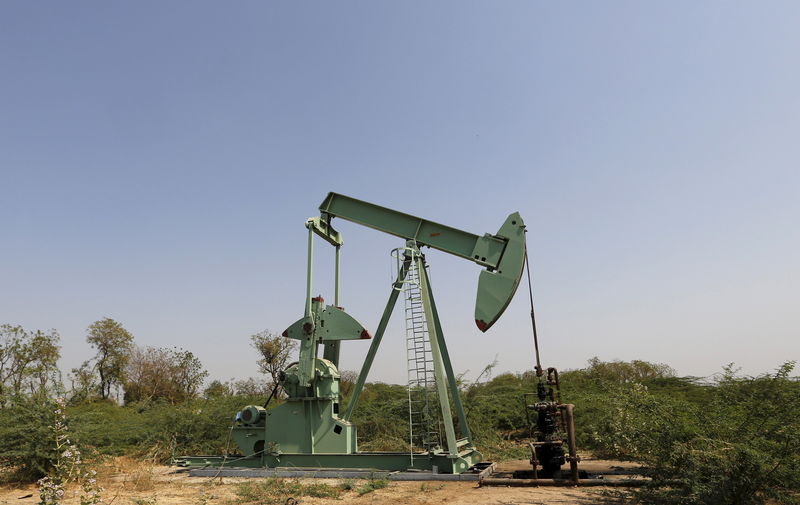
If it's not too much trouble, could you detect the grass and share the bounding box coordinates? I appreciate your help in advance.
[233,478,343,505]
[231,476,391,504]
[102,457,158,492]
[338,479,355,491]
[419,482,444,492]
[130,497,157,505]
[355,477,389,496]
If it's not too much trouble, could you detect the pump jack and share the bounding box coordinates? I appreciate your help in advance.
[177,192,577,477]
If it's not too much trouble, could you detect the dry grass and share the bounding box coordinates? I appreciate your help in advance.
[1,456,635,505]
[96,456,158,492]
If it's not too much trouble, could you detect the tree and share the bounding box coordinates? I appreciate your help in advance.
[339,370,359,400]
[68,360,97,404]
[86,318,134,400]
[172,348,207,399]
[25,330,61,397]
[123,346,171,404]
[231,377,270,396]
[585,356,675,383]
[203,379,233,398]
[0,325,61,405]
[123,346,208,404]
[250,330,297,388]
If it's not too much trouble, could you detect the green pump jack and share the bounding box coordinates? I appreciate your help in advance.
[176,192,527,475]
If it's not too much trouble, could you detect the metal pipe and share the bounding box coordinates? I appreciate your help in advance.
[479,478,647,487]
[528,442,539,480]
[305,223,314,318]
[560,403,579,483]
[334,245,341,307]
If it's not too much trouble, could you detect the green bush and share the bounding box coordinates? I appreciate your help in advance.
[356,476,389,495]
[594,362,800,505]
[65,394,267,461]
[350,382,408,451]
[0,395,58,481]
[4,356,797,505]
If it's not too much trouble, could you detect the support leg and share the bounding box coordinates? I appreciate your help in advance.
[342,257,412,421]
[417,254,458,457]
[420,263,474,445]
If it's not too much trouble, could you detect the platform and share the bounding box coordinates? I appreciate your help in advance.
[187,461,495,481]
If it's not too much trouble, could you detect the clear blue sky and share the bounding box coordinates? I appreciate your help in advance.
[2,2,798,385]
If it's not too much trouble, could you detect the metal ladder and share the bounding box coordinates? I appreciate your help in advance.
[403,258,442,455]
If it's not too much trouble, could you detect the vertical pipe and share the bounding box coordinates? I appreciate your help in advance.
[529,442,539,480]
[561,403,579,483]
[342,257,411,421]
[334,245,341,307]
[305,224,314,318]
[417,254,458,457]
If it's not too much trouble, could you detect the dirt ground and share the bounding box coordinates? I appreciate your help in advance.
[0,457,640,505]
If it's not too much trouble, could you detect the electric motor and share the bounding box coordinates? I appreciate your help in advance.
[239,405,266,426]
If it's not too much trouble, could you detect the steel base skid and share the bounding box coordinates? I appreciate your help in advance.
[183,461,494,482]
[175,447,484,476]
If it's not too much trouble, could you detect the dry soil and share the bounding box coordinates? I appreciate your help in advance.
[0,457,640,505]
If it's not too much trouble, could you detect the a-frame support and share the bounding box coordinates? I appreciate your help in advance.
[343,243,477,464]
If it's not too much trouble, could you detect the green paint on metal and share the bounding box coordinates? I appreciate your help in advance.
[232,358,357,459]
[177,449,483,473]
[474,212,527,332]
[284,299,370,387]
[319,192,527,332]
[334,244,341,306]
[342,256,411,421]
[421,264,473,445]
[306,216,343,247]
[305,225,314,318]
[416,251,458,457]
[187,192,527,475]
[283,305,369,342]
[319,192,506,269]
[257,448,483,473]
[322,341,340,368]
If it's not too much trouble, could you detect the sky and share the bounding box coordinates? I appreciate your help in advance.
[1,2,798,387]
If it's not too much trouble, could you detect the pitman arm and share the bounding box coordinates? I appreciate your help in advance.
[315,192,526,332]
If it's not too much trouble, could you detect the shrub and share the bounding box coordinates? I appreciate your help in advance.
[356,476,389,495]
[350,382,408,451]
[595,362,800,505]
[0,395,57,481]
[58,394,269,464]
